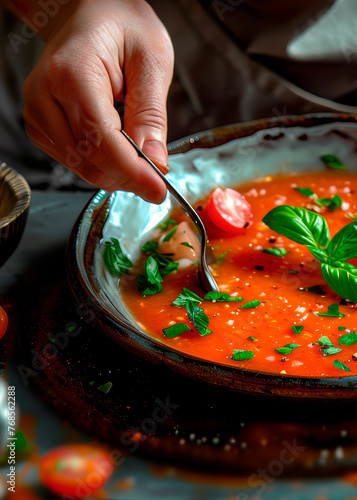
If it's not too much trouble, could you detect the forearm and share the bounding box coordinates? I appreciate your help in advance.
[0,0,81,40]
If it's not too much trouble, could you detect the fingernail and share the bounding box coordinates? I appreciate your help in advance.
[142,140,168,172]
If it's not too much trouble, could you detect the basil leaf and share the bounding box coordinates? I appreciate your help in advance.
[181,242,194,249]
[284,343,301,349]
[231,349,255,361]
[262,247,288,257]
[172,288,203,307]
[338,326,346,331]
[141,241,158,253]
[292,325,304,335]
[240,300,262,309]
[294,187,315,197]
[322,347,343,356]
[262,206,330,249]
[275,347,293,355]
[163,323,191,337]
[327,221,357,261]
[346,213,357,221]
[316,336,334,347]
[333,359,353,372]
[321,262,357,303]
[247,336,258,341]
[315,303,346,318]
[103,238,133,276]
[307,246,330,263]
[339,331,357,345]
[163,225,178,242]
[204,292,243,302]
[320,154,347,170]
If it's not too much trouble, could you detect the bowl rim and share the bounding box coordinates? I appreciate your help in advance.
[0,162,31,228]
[68,112,357,399]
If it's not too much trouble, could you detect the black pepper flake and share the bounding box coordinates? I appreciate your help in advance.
[281,357,287,362]
[269,237,276,243]
[255,265,264,271]
[244,222,250,229]
[196,205,203,211]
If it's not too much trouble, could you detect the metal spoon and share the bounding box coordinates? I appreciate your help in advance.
[121,130,219,293]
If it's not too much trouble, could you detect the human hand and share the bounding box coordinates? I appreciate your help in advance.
[22,0,174,203]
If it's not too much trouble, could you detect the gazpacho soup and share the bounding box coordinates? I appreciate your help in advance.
[104,158,357,378]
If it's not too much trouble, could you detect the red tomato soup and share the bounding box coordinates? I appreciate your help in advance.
[121,171,357,378]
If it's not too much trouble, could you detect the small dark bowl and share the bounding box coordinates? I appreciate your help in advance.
[0,162,31,267]
[68,113,357,400]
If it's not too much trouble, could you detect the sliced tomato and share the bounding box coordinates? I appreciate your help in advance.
[207,187,252,233]
[0,306,8,340]
[39,443,114,499]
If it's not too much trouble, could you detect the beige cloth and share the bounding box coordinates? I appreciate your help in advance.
[150,0,357,142]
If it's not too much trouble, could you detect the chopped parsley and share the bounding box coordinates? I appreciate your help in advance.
[262,247,288,257]
[98,382,112,394]
[204,291,243,302]
[163,225,178,242]
[322,347,343,356]
[181,242,194,249]
[240,300,262,309]
[292,325,304,335]
[247,336,258,342]
[216,251,228,264]
[315,303,346,318]
[315,336,334,347]
[339,331,357,346]
[333,359,352,372]
[231,349,255,361]
[163,323,191,337]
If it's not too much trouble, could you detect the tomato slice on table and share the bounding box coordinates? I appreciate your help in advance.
[39,443,114,499]
[0,306,8,340]
[207,187,252,233]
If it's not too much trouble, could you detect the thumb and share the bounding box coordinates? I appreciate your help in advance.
[123,33,174,171]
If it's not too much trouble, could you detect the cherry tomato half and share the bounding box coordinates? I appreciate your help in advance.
[207,187,252,233]
[39,443,114,499]
[0,306,8,340]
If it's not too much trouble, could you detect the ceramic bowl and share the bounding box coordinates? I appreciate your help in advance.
[68,113,357,399]
[0,162,31,267]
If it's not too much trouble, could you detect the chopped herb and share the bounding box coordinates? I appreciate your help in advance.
[163,323,191,337]
[231,349,255,361]
[103,237,133,276]
[216,251,228,264]
[240,300,262,309]
[172,288,203,307]
[294,187,315,197]
[289,270,299,274]
[160,261,179,277]
[320,154,347,170]
[333,359,352,372]
[316,336,334,347]
[181,242,194,249]
[262,247,288,257]
[186,302,212,336]
[299,285,325,295]
[159,218,177,230]
[322,347,343,356]
[315,303,346,318]
[98,382,112,394]
[89,381,94,386]
[338,326,346,331]
[284,343,301,349]
[48,336,55,343]
[315,194,342,212]
[163,225,178,242]
[141,240,158,253]
[275,347,293,355]
[204,291,243,302]
[247,336,258,342]
[292,325,304,335]
[339,331,357,346]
